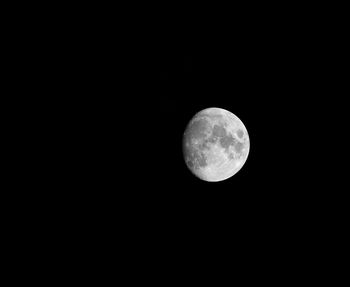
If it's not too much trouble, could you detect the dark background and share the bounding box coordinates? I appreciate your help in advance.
[12,5,345,279]
[56,8,334,242]
[82,17,329,243]
[58,18,337,274]
[28,4,338,200]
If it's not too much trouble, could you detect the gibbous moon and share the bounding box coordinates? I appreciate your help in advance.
[183,107,250,182]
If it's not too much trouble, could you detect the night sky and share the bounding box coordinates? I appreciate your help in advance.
[46,8,337,271]
[18,4,341,277]
[57,11,327,230]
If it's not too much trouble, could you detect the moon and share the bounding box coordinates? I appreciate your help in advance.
[183,107,250,182]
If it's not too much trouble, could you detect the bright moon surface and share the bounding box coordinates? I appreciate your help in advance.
[183,107,250,182]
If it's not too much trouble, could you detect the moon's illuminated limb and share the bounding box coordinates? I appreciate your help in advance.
[185,107,250,182]
[199,157,247,182]
[196,150,248,182]
[199,107,247,131]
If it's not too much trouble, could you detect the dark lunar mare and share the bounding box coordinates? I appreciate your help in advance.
[204,124,244,156]
[185,120,245,171]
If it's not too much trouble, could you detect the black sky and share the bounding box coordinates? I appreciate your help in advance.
[17,4,342,277]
